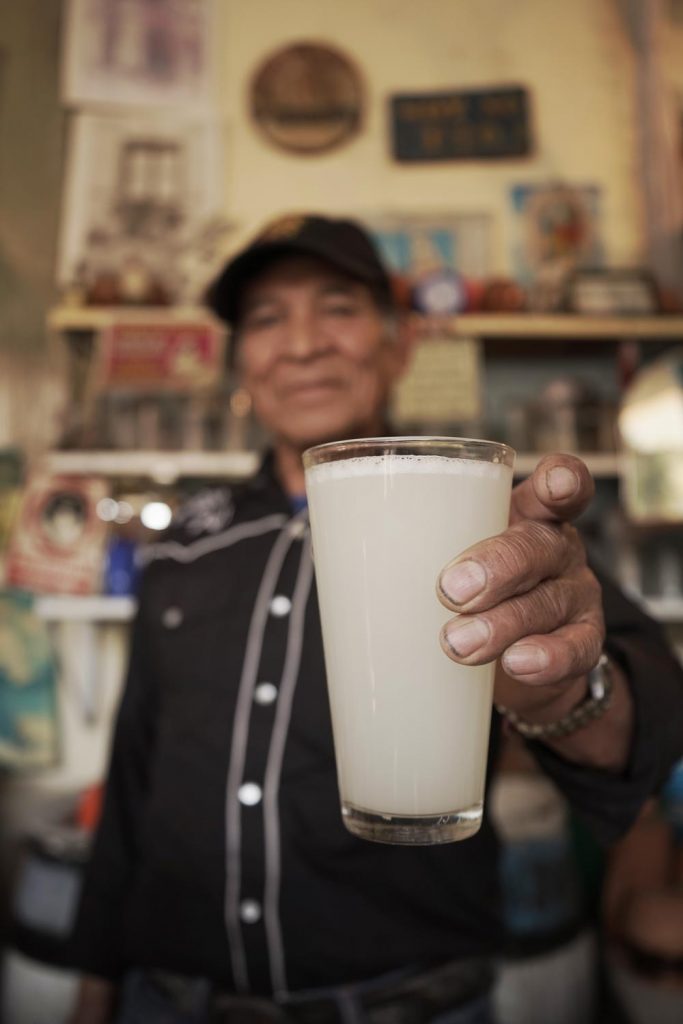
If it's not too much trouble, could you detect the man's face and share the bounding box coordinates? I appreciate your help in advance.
[236,256,407,451]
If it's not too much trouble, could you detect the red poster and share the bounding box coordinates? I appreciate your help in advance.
[97,320,225,391]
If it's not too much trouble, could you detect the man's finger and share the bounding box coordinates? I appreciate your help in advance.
[510,454,595,525]
[439,574,591,666]
[498,619,604,686]
[437,519,580,613]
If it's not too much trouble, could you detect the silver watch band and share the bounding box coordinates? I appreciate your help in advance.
[495,652,614,740]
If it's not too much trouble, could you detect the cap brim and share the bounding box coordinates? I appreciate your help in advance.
[206,237,391,325]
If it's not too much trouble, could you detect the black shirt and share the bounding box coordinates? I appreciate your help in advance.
[72,457,683,996]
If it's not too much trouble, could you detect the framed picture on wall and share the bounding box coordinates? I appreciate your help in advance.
[363,212,493,281]
[61,0,215,109]
[509,182,604,282]
[356,212,493,315]
[57,111,226,302]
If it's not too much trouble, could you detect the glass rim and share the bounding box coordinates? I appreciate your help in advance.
[302,435,516,469]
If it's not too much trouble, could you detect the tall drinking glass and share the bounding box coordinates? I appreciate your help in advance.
[303,437,515,845]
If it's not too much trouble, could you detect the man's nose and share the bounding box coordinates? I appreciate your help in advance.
[283,313,330,358]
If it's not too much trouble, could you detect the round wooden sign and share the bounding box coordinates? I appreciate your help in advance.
[250,42,364,155]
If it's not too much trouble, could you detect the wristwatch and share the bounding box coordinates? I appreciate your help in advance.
[495,652,614,740]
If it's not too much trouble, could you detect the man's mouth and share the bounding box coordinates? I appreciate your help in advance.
[281,379,344,400]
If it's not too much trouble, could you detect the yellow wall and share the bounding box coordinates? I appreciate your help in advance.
[214,0,646,272]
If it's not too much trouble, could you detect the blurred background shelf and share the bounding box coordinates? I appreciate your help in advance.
[48,305,221,331]
[48,308,683,340]
[446,314,683,340]
[31,590,683,627]
[513,451,620,477]
[43,449,260,482]
[42,449,619,480]
[626,593,683,624]
[34,595,136,622]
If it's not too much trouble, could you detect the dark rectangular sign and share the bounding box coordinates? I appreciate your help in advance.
[390,86,531,162]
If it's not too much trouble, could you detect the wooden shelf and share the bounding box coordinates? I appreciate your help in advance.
[35,595,136,622]
[47,305,222,332]
[445,313,683,340]
[33,591,683,625]
[624,592,683,624]
[43,450,260,482]
[514,452,620,478]
[48,307,683,341]
[42,448,620,482]
[42,449,620,481]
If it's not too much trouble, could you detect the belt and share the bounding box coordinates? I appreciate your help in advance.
[148,957,494,1023]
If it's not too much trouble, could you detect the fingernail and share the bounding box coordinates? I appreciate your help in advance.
[546,466,579,500]
[444,618,490,657]
[439,560,487,605]
[503,644,549,675]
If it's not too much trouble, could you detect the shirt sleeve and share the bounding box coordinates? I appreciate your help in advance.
[68,572,159,979]
[525,567,683,846]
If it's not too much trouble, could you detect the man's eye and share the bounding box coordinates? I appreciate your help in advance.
[244,311,281,330]
[322,304,359,317]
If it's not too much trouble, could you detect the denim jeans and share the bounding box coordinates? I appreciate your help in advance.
[115,971,498,1024]
[115,972,211,1024]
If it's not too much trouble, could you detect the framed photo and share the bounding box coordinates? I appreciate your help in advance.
[565,269,660,316]
[57,111,225,300]
[62,0,214,109]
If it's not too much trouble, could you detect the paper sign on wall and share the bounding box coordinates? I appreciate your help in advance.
[392,336,482,425]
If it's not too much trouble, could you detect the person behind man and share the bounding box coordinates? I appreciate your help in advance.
[67,214,683,1024]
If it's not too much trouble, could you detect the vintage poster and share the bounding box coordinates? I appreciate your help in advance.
[509,182,604,284]
[6,475,109,595]
[62,0,214,108]
[0,589,59,771]
[94,318,226,392]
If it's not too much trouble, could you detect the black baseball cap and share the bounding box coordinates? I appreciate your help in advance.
[206,213,394,326]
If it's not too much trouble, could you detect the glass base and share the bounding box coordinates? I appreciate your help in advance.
[341,801,483,845]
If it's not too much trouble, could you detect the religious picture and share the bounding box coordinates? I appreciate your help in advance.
[509,182,604,307]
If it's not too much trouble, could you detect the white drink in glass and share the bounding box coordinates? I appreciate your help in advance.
[304,438,514,845]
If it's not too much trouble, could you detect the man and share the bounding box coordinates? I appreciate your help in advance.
[68,214,683,1024]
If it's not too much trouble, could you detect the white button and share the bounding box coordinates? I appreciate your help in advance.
[254,682,278,706]
[288,520,306,539]
[269,595,291,618]
[238,782,262,806]
[240,899,262,924]
[161,606,183,629]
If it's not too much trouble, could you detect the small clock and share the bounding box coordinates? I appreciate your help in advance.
[412,269,468,315]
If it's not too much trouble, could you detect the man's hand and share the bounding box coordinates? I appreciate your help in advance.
[437,453,602,685]
[437,453,633,770]
[65,976,117,1024]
